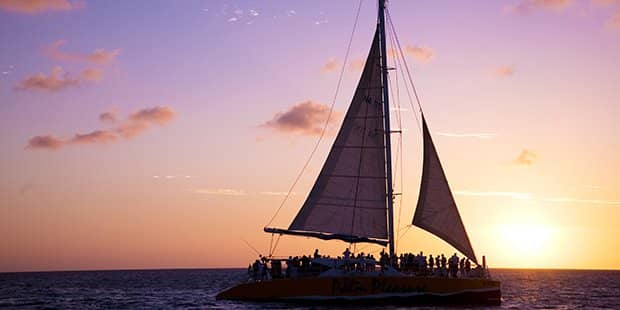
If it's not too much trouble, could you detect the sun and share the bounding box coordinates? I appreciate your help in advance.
[498,223,554,259]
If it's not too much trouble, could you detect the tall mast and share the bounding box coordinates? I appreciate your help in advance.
[378,0,395,258]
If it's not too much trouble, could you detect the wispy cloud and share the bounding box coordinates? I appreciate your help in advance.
[258,191,296,196]
[606,9,620,29]
[544,197,620,205]
[513,149,538,165]
[494,65,516,78]
[26,106,176,150]
[261,101,336,136]
[15,66,102,92]
[591,0,620,7]
[193,188,247,196]
[99,110,118,124]
[404,45,435,63]
[506,0,574,14]
[455,190,533,200]
[129,106,175,125]
[44,40,120,66]
[0,0,81,14]
[322,58,339,73]
[455,189,620,207]
[26,135,64,150]
[437,132,497,139]
[349,58,366,70]
[69,130,117,145]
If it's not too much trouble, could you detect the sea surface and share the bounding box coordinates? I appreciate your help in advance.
[1,268,619,309]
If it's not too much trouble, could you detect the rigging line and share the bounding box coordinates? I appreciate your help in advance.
[384,11,421,133]
[270,234,282,257]
[265,0,365,228]
[386,9,425,117]
[241,238,262,257]
[268,233,274,257]
[397,224,412,241]
[385,15,406,253]
[387,62,403,252]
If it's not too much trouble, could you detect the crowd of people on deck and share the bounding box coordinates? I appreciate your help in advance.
[248,248,485,281]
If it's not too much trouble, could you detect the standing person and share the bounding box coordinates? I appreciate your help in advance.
[441,254,447,276]
[465,259,471,276]
[428,255,434,274]
[343,248,351,260]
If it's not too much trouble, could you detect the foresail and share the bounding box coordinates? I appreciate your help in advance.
[413,116,478,263]
[288,30,388,242]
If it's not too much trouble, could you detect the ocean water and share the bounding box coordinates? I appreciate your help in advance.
[1,268,619,309]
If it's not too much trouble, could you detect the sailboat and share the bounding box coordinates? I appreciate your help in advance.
[217,1,501,305]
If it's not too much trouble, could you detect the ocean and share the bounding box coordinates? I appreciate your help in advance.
[1,269,619,309]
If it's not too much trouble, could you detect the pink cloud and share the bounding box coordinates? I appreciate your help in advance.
[494,65,516,77]
[44,40,120,65]
[404,45,435,63]
[262,101,334,136]
[99,110,118,123]
[26,106,177,150]
[26,135,64,150]
[69,130,117,145]
[591,0,620,7]
[14,66,101,92]
[322,58,339,73]
[0,0,80,14]
[349,58,366,70]
[607,9,620,29]
[115,121,149,138]
[129,106,176,125]
[506,0,574,14]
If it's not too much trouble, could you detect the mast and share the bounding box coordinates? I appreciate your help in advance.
[378,0,395,258]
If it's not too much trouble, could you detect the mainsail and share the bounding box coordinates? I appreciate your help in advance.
[266,30,389,245]
[413,116,478,263]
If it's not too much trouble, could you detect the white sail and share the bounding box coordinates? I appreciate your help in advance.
[413,116,478,263]
[287,30,389,242]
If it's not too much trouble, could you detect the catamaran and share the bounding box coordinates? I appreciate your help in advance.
[217,0,501,305]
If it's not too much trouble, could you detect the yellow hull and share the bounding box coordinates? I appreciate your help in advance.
[217,276,501,305]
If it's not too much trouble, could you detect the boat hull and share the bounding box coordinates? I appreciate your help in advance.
[216,276,501,305]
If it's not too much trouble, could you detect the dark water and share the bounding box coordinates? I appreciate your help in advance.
[1,269,619,309]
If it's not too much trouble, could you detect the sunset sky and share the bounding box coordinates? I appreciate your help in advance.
[1,0,619,272]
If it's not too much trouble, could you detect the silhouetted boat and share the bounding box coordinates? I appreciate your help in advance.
[217,0,501,305]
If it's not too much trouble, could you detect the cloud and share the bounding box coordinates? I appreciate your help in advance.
[115,121,149,139]
[261,101,333,136]
[322,58,339,73]
[129,106,176,125]
[494,65,515,77]
[69,130,117,145]
[0,0,80,14]
[454,189,620,207]
[591,0,620,7]
[455,190,533,200]
[26,106,176,150]
[513,149,538,165]
[506,0,574,14]
[437,132,497,139]
[99,110,118,123]
[26,135,64,150]
[14,66,101,92]
[193,188,247,196]
[44,40,120,65]
[607,9,620,29]
[404,45,435,63]
[544,197,620,205]
[259,191,296,196]
[349,58,366,70]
